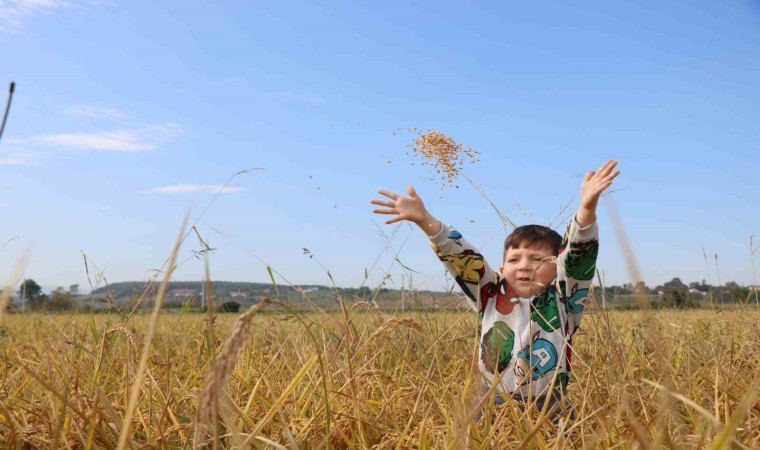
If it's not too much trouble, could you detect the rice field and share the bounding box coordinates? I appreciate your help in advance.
[1,303,758,449]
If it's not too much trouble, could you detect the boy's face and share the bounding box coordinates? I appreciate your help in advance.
[500,242,557,298]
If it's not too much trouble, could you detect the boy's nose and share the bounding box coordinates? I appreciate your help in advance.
[518,260,534,271]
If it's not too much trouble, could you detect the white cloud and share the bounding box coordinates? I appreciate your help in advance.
[33,123,181,152]
[145,185,245,194]
[0,143,37,165]
[64,105,128,120]
[0,0,85,32]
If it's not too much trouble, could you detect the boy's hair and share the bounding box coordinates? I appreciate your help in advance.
[503,225,563,261]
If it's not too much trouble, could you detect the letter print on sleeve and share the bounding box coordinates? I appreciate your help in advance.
[481,321,515,374]
[566,283,589,314]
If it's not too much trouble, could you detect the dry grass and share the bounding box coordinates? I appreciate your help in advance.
[0,304,758,448]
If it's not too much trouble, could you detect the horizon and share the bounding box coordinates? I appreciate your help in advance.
[2,1,759,293]
[14,276,758,298]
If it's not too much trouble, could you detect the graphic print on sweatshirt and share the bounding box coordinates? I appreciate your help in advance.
[432,245,485,304]
[514,331,559,384]
[566,283,589,314]
[481,321,515,373]
[561,226,599,281]
[480,276,520,316]
[530,286,561,332]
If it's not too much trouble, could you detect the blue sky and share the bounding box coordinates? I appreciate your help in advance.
[1,0,759,293]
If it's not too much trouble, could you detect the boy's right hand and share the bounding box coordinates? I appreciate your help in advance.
[371,186,427,225]
[371,186,442,235]
[371,186,443,236]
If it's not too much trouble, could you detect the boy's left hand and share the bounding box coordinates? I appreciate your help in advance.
[577,160,620,227]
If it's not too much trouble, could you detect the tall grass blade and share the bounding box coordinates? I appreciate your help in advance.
[116,211,189,450]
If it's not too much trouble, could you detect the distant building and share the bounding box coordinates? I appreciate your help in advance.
[170,288,196,298]
[230,290,248,298]
[296,286,318,293]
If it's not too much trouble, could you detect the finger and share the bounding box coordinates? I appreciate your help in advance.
[370,199,395,207]
[591,162,610,180]
[386,216,403,225]
[594,181,613,195]
[373,208,398,215]
[600,159,616,170]
[583,171,594,182]
[406,185,418,199]
[597,169,620,184]
[596,160,617,177]
[377,189,400,200]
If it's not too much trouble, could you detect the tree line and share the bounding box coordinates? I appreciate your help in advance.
[7,279,80,312]
[601,278,758,308]
[3,277,757,312]
[2,279,391,312]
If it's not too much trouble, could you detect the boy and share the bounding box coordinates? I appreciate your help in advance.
[370,160,619,418]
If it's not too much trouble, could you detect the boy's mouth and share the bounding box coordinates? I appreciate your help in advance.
[516,277,532,283]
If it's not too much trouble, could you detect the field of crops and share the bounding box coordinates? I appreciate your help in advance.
[1,305,758,449]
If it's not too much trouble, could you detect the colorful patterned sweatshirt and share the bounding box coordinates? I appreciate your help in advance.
[428,219,599,398]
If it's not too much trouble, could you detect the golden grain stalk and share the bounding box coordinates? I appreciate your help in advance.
[193,298,271,448]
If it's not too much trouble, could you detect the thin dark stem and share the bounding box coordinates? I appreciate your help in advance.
[0,82,16,143]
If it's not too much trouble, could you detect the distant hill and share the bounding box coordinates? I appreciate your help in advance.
[85,281,463,309]
[90,281,311,300]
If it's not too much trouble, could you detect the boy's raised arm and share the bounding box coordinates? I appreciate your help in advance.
[558,159,620,332]
[370,185,442,236]
[575,160,620,227]
[371,185,496,313]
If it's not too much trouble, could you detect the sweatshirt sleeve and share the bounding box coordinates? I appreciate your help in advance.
[557,217,599,334]
[428,224,499,315]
